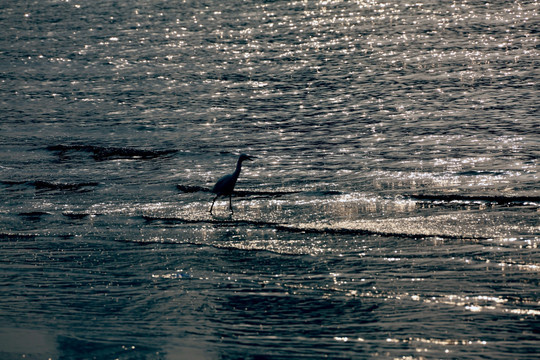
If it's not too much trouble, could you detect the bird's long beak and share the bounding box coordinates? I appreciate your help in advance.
[246,155,256,161]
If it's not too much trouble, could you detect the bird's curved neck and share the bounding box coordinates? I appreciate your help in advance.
[233,158,244,177]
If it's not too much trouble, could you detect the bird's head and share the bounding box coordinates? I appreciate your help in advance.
[239,154,255,162]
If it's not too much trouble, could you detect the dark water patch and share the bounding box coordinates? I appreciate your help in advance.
[408,194,540,206]
[0,180,27,186]
[17,211,51,221]
[56,335,161,360]
[1,180,99,192]
[0,328,58,360]
[46,144,177,160]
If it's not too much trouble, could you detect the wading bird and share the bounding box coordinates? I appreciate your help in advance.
[209,154,254,214]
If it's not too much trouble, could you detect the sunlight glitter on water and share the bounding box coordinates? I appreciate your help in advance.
[1,0,539,358]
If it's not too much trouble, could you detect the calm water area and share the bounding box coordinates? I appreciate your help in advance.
[1,0,539,359]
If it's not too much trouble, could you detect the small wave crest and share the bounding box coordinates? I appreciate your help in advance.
[0,232,37,240]
[276,221,487,240]
[408,194,540,206]
[32,180,99,191]
[176,184,299,197]
[62,212,93,219]
[142,215,280,228]
[141,215,488,240]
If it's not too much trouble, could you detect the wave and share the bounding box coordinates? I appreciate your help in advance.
[118,236,306,256]
[142,215,281,228]
[46,144,177,160]
[176,186,538,209]
[176,184,299,197]
[407,193,540,205]
[141,215,488,240]
[235,190,301,197]
[275,221,489,240]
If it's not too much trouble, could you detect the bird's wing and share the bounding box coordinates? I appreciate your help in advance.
[212,174,235,195]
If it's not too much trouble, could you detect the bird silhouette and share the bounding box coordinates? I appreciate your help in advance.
[209,154,254,214]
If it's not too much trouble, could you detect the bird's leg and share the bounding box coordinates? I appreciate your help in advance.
[209,195,218,214]
[229,194,233,213]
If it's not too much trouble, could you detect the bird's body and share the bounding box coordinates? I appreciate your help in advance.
[210,154,254,214]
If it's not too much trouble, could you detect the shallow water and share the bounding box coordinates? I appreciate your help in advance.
[1,0,539,359]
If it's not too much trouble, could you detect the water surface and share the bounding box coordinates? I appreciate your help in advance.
[1,0,539,359]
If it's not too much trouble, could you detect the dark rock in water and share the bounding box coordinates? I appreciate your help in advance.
[31,180,99,191]
[62,213,91,219]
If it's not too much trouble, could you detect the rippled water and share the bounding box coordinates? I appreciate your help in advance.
[1,0,539,359]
